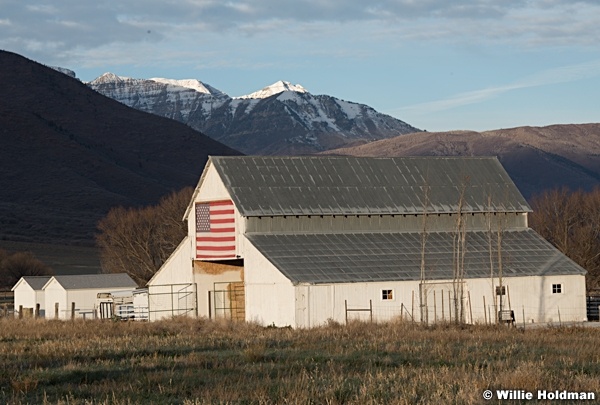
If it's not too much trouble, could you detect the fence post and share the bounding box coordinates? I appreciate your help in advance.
[55,303,59,319]
[35,303,40,318]
[433,291,437,324]
[345,300,348,325]
[483,296,487,325]
[411,291,414,321]
[369,300,373,323]
[468,291,473,324]
[71,302,75,320]
[18,305,23,319]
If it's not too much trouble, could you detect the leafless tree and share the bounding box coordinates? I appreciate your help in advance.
[452,177,470,324]
[96,187,193,285]
[0,250,54,290]
[530,187,600,291]
[419,180,431,324]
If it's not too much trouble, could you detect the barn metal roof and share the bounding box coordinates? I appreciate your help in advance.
[12,276,52,291]
[44,273,138,290]
[246,229,585,284]
[23,276,52,290]
[210,156,530,217]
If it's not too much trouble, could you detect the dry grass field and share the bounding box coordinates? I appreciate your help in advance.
[1,318,599,404]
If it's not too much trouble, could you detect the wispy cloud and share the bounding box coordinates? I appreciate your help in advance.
[2,0,599,65]
[391,59,600,115]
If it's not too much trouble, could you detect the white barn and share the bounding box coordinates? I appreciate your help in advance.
[43,273,138,319]
[12,276,52,318]
[149,156,587,327]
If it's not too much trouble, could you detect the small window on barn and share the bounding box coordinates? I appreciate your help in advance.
[552,284,562,294]
[381,289,394,301]
[495,286,506,296]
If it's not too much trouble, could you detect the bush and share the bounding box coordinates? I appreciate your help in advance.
[0,250,53,289]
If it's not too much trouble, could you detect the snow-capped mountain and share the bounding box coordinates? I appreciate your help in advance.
[236,80,307,99]
[88,75,420,155]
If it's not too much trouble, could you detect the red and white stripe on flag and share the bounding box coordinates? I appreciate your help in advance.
[195,200,236,259]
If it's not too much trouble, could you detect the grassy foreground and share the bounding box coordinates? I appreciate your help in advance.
[0,318,599,404]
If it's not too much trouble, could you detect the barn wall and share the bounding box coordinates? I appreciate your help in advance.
[244,242,295,326]
[44,281,67,319]
[296,280,423,328]
[13,285,36,317]
[294,274,587,328]
[466,274,587,325]
[148,236,193,287]
[247,212,526,234]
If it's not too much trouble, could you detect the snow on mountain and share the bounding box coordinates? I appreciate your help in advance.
[48,66,77,78]
[88,73,229,120]
[88,74,420,155]
[237,80,308,99]
[150,77,225,96]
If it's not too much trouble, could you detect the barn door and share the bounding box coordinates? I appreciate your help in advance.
[212,282,245,321]
[295,286,308,328]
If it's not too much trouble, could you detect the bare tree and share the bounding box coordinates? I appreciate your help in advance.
[0,250,54,290]
[452,177,469,324]
[530,187,600,291]
[96,187,193,285]
[419,180,431,324]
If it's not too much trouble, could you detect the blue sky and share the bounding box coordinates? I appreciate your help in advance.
[1,0,599,132]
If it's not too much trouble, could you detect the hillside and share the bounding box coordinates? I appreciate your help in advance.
[88,76,419,155]
[0,51,240,245]
[324,124,600,198]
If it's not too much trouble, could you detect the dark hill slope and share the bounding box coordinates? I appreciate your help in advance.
[324,125,600,198]
[0,51,240,245]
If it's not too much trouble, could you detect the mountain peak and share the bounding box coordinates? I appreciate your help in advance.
[237,80,308,99]
[89,72,131,85]
[150,77,219,95]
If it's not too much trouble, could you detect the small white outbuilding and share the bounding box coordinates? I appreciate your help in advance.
[43,273,138,319]
[11,276,52,318]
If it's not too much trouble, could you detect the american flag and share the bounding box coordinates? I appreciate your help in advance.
[195,200,236,259]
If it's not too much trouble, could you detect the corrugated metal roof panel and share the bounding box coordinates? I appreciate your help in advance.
[21,276,52,290]
[246,229,585,284]
[50,273,138,290]
[211,156,530,217]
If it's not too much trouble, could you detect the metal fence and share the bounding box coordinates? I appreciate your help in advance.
[147,283,197,321]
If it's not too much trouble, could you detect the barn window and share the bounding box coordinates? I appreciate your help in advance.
[552,284,562,294]
[381,289,394,301]
[495,286,506,296]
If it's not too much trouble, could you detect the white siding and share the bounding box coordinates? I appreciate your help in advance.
[292,274,587,328]
[296,280,422,328]
[44,279,135,320]
[466,274,587,325]
[44,280,67,319]
[148,236,193,286]
[13,283,36,317]
[244,242,295,326]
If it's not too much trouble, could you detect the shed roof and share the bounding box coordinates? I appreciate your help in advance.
[11,276,52,291]
[246,229,585,284]
[208,156,530,217]
[44,273,138,290]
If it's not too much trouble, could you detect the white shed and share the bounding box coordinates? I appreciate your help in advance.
[11,276,52,318]
[43,273,138,320]
[151,156,588,327]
